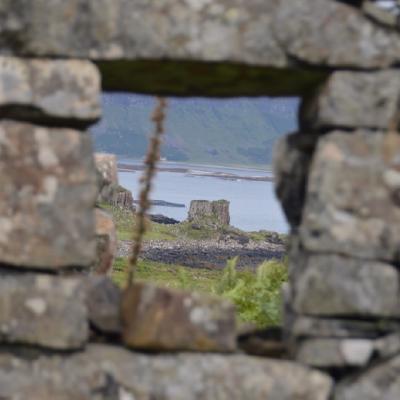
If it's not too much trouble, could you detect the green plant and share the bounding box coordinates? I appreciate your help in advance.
[215,258,288,327]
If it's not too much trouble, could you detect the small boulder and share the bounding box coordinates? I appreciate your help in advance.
[84,275,122,335]
[121,282,237,352]
[0,273,88,350]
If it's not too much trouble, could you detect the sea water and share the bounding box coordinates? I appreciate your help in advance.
[118,160,289,233]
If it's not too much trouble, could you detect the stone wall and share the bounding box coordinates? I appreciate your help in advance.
[0,0,399,398]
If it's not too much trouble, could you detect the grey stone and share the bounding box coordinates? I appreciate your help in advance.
[85,275,121,335]
[0,1,398,96]
[374,332,400,359]
[0,120,97,269]
[121,282,237,352]
[188,199,230,227]
[363,0,400,29]
[335,354,400,400]
[273,133,315,227]
[273,0,400,68]
[287,315,400,339]
[0,0,398,70]
[0,344,332,400]
[0,56,101,126]
[87,345,333,400]
[292,253,400,317]
[301,70,400,131]
[0,348,119,400]
[296,338,375,368]
[0,273,88,350]
[300,130,400,262]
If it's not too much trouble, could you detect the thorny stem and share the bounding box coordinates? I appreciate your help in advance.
[127,97,167,286]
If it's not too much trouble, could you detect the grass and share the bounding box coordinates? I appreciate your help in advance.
[113,256,288,327]
[112,257,223,292]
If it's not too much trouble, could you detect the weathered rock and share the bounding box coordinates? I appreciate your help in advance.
[0,56,101,126]
[363,0,400,29]
[0,273,88,349]
[295,332,400,368]
[0,349,119,400]
[111,185,134,210]
[84,276,121,335]
[287,314,400,339]
[149,213,180,225]
[93,208,117,275]
[301,70,400,131]
[300,130,400,262]
[95,153,118,204]
[188,199,230,227]
[296,338,375,368]
[121,282,236,352]
[1,0,399,73]
[273,0,400,68]
[335,354,400,400]
[292,253,400,317]
[0,344,333,400]
[273,133,315,227]
[0,120,97,269]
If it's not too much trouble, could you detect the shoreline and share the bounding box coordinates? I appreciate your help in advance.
[118,163,274,182]
[117,238,286,270]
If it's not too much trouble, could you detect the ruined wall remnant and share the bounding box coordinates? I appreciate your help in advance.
[0,0,399,398]
[188,200,230,227]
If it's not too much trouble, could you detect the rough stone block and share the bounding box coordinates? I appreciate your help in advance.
[300,130,400,261]
[0,344,332,400]
[84,275,121,335]
[273,0,400,68]
[1,0,399,72]
[296,338,375,368]
[273,133,315,227]
[335,354,400,400]
[0,120,97,269]
[292,254,400,317]
[301,70,400,131]
[0,273,88,349]
[0,349,119,400]
[121,282,236,352]
[93,208,117,275]
[0,56,101,126]
[287,315,400,339]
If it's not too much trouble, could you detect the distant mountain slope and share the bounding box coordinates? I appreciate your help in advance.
[91,94,299,166]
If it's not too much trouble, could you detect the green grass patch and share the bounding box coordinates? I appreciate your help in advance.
[112,257,223,293]
[113,256,288,327]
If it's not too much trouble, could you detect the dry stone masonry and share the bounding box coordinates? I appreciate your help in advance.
[0,0,399,398]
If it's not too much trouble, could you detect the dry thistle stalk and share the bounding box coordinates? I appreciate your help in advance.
[127,97,167,286]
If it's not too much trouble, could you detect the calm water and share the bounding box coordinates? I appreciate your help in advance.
[118,160,288,233]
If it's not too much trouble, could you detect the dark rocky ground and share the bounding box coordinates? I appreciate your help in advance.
[118,238,286,270]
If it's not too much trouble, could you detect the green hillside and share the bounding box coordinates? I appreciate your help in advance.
[91,94,298,166]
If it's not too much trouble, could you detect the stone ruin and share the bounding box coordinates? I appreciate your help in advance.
[0,0,400,398]
[188,199,230,227]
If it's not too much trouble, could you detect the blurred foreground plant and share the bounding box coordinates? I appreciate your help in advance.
[215,257,288,327]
